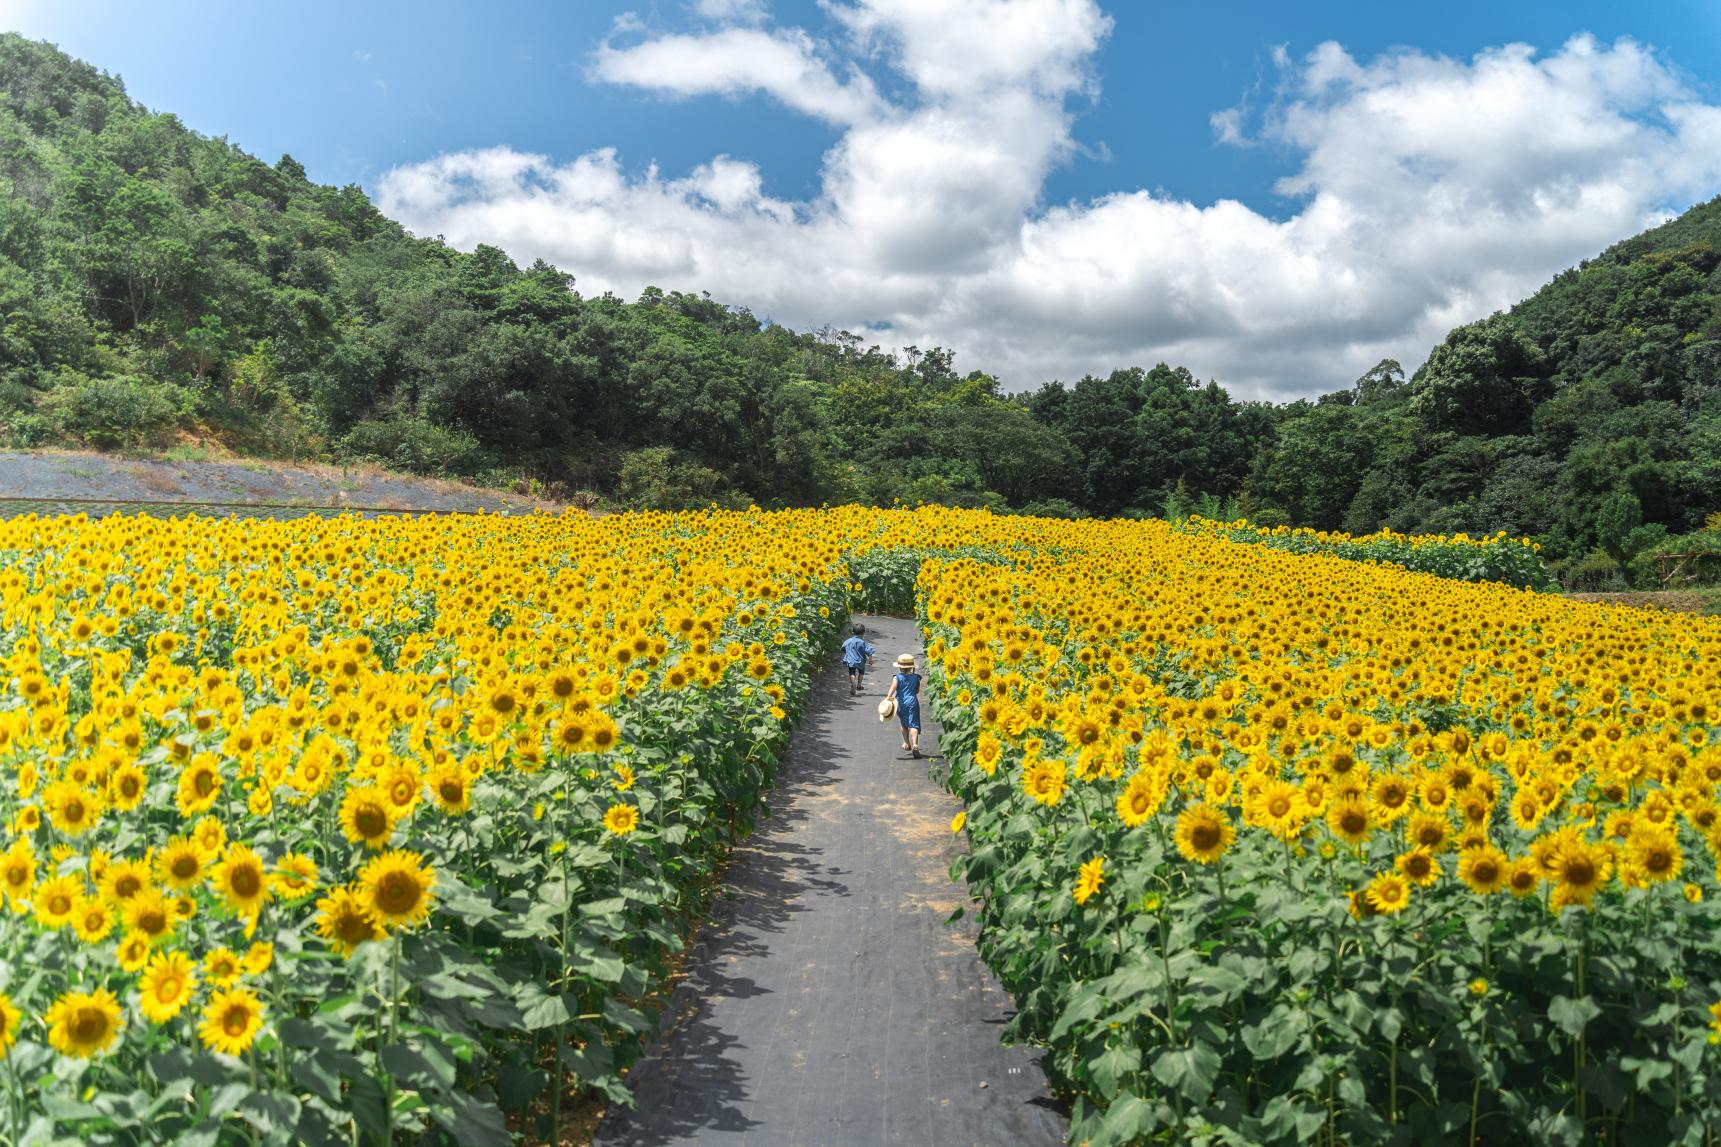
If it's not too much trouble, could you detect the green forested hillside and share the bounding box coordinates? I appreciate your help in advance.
[0,33,1716,585]
[1257,199,1721,582]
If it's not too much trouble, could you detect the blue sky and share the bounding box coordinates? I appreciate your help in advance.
[7,1,1721,397]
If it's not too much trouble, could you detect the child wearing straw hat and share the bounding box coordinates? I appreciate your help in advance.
[884,652,923,758]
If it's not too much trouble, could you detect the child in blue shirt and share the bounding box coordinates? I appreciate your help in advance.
[840,624,876,696]
[885,652,922,757]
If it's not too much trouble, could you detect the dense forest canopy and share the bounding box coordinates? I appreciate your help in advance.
[0,34,1716,584]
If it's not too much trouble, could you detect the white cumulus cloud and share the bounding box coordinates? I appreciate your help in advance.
[377,4,1721,400]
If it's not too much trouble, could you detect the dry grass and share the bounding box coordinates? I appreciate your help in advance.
[1567,589,1721,615]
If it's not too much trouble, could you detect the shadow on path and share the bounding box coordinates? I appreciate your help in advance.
[596,614,1066,1147]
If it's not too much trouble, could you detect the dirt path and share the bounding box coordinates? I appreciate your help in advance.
[595,613,1065,1147]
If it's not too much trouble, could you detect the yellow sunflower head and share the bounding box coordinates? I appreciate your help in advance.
[198,986,265,1057]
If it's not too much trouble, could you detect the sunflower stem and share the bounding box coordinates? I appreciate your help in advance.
[1572,911,1587,1131]
[1157,905,1185,1129]
[248,1050,260,1147]
[382,929,401,1146]
[552,850,571,1147]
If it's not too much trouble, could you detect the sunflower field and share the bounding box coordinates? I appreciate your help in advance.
[0,507,861,1146]
[1,502,1713,1147]
[1175,516,1556,591]
[925,519,1721,1146]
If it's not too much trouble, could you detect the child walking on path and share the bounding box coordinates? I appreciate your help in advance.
[840,624,876,696]
[885,653,922,758]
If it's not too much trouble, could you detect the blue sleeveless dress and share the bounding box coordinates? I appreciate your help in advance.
[894,671,921,731]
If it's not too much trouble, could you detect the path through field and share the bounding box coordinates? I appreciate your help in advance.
[595,613,1066,1147]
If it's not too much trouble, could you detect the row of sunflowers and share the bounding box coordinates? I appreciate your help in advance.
[923,519,1721,1145]
[0,506,895,1146]
[1174,515,1556,591]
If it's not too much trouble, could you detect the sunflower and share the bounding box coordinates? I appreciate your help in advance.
[1022,757,1067,808]
[242,942,274,975]
[1405,811,1451,853]
[1325,796,1372,846]
[356,850,436,931]
[314,887,381,957]
[604,803,641,836]
[138,950,199,1024]
[1364,871,1412,915]
[611,764,636,792]
[108,763,148,811]
[1396,847,1441,887]
[974,733,1003,776]
[1115,770,1165,828]
[174,758,222,817]
[192,816,227,856]
[155,837,207,891]
[198,986,264,1057]
[1174,803,1235,865]
[428,766,471,815]
[339,786,396,850]
[204,947,243,986]
[73,897,115,944]
[1073,856,1106,905]
[116,929,152,972]
[1457,845,1508,895]
[1624,825,1682,887]
[272,853,319,900]
[44,987,123,1058]
[0,992,19,1054]
[1369,772,1413,822]
[210,845,270,918]
[44,781,100,837]
[1509,790,1546,833]
[0,839,35,906]
[121,887,177,943]
[32,874,82,930]
[587,713,621,752]
[1504,856,1542,898]
[1548,838,1613,910]
[554,717,591,752]
[379,763,423,813]
[950,810,967,833]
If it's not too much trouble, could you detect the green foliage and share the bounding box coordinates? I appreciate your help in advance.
[339,415,487,478]
[40,371,189,449]
[1177,517,1558,592]
[1595,490,1669,586]
[615,446,747,511]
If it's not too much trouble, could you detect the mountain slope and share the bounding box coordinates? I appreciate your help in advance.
[1248,195,1721,576]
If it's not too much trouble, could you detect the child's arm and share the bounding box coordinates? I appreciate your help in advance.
[885,676,897,700]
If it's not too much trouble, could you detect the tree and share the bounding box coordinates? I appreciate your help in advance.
[1409,315,1548,437]
[1595,489,1667,586]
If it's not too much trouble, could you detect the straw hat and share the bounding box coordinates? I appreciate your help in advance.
[894,653,917,670]
[877,697,896,722]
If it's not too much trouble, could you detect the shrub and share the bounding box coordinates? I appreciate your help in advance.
[339,415,489,478]
[1016,498,1087,520]
[1555,549,1630,592]
[40,372,188,449]
[615,446,746,511]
